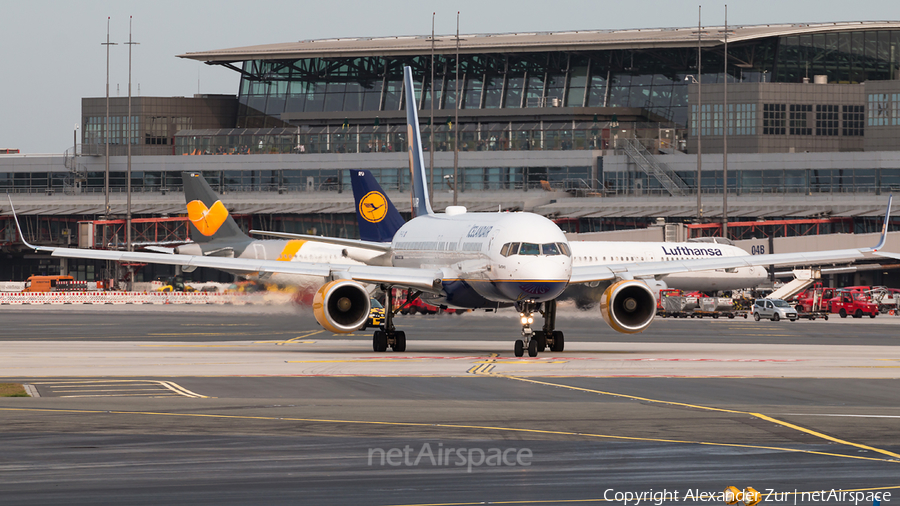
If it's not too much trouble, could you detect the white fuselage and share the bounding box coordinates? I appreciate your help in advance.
[569,240,768,291]
[389,211,572,307]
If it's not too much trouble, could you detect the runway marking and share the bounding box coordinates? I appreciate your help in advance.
[148,332,285,337]
[0,406,894,465]
[286,359,424,363]
[492,375,900,460]
[180,323,257,327]
[139,344,257,348]
[379,485,900,506]
[779,413,900,419]
[268,329,324,346]
[30,379,208,399]
[467,353,499,375]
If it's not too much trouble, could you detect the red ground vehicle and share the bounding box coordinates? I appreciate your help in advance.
[830,289,879,318]
[392,289,467,315]
[792,284,838,313]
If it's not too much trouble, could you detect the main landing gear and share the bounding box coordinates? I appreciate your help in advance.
[513,299,564,358]
[373,286,420,353]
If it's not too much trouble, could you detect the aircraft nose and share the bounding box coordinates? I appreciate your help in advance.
[499,256,571,302]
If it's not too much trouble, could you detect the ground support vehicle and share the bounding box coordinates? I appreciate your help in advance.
[690,297,746,319]
[831,290,879,318]
[657,295,691,318]
[790,284,830,320]
[752,298,799,322]
[360,298,386,330]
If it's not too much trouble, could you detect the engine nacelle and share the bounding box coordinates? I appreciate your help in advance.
[312,279,371,334]
[600,279,657,334]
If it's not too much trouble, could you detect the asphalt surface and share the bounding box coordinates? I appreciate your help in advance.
[2,306,900,505]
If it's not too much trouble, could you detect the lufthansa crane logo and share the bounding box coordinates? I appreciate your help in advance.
[359,191,388,223]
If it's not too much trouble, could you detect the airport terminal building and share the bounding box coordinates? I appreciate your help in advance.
[3,21,900,283]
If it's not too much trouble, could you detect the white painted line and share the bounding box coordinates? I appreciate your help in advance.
[778,413,900,419]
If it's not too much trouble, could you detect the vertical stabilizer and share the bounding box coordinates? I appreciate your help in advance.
[403,66,434,218]
[349,170,406,243]
[181,172,250,244]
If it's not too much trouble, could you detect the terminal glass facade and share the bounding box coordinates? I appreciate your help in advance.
[235,30,900,130]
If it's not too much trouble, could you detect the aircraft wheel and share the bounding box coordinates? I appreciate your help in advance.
[392,331,406,352]
[373,331,388,352]
[550,331,565,352]
[514,340,525,357]
[533,331,547,351]
[527,339,539,357]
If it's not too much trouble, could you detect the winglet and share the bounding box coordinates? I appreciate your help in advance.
[870,194,892,252]
[402,66,434,218]
[7,195,50,252]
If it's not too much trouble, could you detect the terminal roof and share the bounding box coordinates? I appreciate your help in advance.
[178,21,900,63]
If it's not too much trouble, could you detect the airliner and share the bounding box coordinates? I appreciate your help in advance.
[317,170,766,299]
[8,66,894,357]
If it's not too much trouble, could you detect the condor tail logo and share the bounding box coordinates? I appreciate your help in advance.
[187,199,230,237]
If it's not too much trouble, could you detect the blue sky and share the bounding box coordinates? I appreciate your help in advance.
[2,0,897,153]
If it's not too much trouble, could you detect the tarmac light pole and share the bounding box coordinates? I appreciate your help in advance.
[696,6,702,222]
[722,5,729,240]
[453,11,459,207]
[126,16,139,290]
[101,17,117,287]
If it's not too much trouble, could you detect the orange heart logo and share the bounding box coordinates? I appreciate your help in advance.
[187,200,229,236]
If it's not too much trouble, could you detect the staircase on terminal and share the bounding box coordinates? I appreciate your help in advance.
[620,138,688,197]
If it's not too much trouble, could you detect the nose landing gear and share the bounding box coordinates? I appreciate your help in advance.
[513,300,564,357]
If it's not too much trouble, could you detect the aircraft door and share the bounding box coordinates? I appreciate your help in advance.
[253,243,266,260]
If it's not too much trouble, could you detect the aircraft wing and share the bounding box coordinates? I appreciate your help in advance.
[249,230,392,253]
[570,248,867,284]
[37,246,442,292]
[572,195,893,285]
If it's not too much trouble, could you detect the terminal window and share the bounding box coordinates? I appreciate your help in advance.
[763,104,786,135]
[728,104,756,136]
[868,94,890,126]
[789,104,812,136]
[816,105,839,136]
[893,94,900,126]
[842,105,865,136]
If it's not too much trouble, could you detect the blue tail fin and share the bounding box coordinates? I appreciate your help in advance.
[350,170,406,243]
[403,66,434,218]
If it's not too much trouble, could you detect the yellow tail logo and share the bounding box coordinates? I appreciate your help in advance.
[187,200,229,236]
[359,191,388,223]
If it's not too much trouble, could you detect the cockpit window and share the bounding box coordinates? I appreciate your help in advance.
[501,242,571,257]
[519,243,540,255]
[541,243,560,255]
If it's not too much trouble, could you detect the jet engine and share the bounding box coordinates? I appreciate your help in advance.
[599,279,656,334]
[312,279,371,333]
